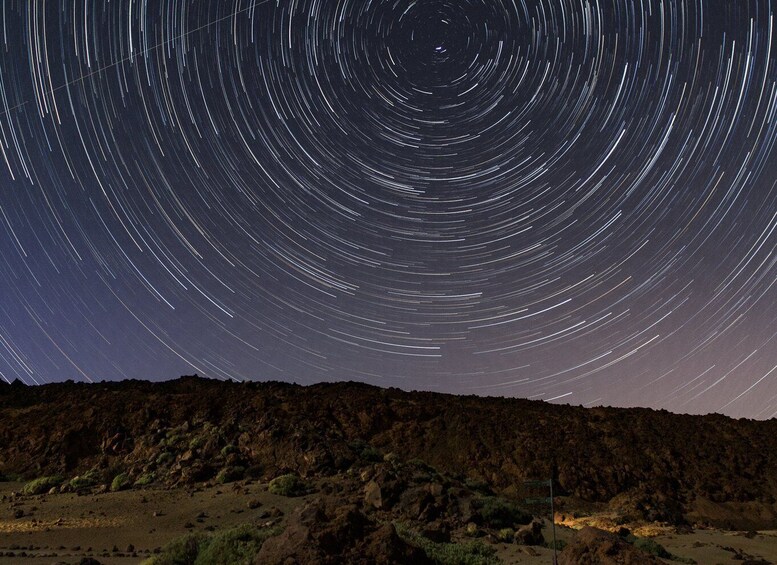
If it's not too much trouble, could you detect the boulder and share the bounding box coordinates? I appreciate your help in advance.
[558,527,665,565]
[515,520,544,546]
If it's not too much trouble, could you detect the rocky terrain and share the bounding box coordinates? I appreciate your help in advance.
[1,375,777,563]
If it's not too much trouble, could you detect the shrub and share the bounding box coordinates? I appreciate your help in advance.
[195,524,281,564]
[134,472,155,487]
[69,470,100,491]
[141,531,206,565]
[496,528,514,542]
[216,466,245,484]
[475,497,532,529]
[111,473,132,492]
[630,537,670,558]
[69,468,102,490]
[628,536,695,563]
[156,452,175,466]
[22,475,64,495]
[189,436,206,450]
[140,524,281,565]
[395,523,500,565]
[268,474,307,497]
[220,444,239,457]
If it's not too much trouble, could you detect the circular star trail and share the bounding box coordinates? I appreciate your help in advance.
[0,0,776,417]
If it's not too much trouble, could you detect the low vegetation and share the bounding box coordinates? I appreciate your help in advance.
[111,472,132,491]
[474,496,532,529]
[625,533,696,563]
[69,469,100,490]
[141,523,282,565]
[268,473,307,497]
[395,523,501,565]
[215,465,245,484]
[21,475,64,495]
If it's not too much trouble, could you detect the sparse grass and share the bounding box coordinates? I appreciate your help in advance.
[395,522,501,565]
[140,524,281,565]
[22,475,64,495]
[268,473,307,497]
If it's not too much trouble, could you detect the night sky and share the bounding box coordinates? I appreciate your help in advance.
[1,1,776,418]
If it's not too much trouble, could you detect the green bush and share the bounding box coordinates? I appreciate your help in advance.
[22,475,64,495]
[195,524,281,564]
[628,536,695,563]
[496,528,514,542]
[395,523,500,565]
[111,473,132,492]
[140,524,281,565]
[189,436,206,450]
[268,474,307,497]
[476,497,532,529]
[69,470,100,491]
[220,444,239,457]
[69,468,102,490]
[134,472,155,486]
[156,452,175,466]
[141,531,206,565]
[216,466,245,484]
[633,537,670,558]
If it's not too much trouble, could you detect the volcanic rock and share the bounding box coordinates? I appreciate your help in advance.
[558,526,664,564]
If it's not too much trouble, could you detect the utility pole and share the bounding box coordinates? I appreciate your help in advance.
[550,478,558,565]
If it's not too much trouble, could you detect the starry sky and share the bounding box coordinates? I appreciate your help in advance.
[0,0,776,418]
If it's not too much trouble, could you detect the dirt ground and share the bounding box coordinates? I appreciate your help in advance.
[1,481,776,564]
[0,480,298,564]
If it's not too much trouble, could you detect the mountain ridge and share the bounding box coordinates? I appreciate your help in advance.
[2,375,776,529]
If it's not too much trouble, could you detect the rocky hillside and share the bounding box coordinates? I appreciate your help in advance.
[1,376,776,529]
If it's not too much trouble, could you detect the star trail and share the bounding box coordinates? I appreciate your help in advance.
[0,0,776,418]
